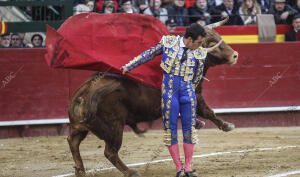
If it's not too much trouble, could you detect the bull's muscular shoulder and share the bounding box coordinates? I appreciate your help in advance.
[193,47,207,60]
[162,35,179,48]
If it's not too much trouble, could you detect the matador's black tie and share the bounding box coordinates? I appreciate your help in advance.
[180,47,188,63]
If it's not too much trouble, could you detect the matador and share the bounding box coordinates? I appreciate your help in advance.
[122,23,208,177]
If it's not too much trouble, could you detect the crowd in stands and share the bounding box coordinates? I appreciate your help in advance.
[1,0,299,48]
[0,33,44,48]
[72,0,300,41]
[73,0,300,26]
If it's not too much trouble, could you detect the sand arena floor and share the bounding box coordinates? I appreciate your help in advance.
[0,127,300,177]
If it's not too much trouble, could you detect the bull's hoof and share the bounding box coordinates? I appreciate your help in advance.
[220,122,235,132]
[74,166,85,177]
[124,169,140,177]
[133,127,148,137]
[195,119,205,129]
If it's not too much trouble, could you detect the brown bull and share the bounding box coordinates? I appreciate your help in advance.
[67,17,238,177]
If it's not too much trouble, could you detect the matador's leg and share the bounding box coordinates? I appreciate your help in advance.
[162,75,183,174]
[179,81,198,176]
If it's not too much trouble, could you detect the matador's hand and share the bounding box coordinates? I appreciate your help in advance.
[121,66,129,75]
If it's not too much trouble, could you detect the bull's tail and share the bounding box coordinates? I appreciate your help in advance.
[85,81,121,121]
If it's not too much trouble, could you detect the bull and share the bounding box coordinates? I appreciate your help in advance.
[67,17,238,177]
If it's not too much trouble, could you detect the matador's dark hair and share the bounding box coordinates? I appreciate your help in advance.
[184,23,206,41]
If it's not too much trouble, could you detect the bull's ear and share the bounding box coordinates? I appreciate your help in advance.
[205,16,229,29]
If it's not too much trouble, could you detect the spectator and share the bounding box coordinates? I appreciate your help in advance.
[239,0,261,25]
[136,0,149,13]
[188,0,216,24]
[206,0,241,9]
[215,0,242,7]
[30,34,43,48]
[168,0,190,26]
[87,0,95,11]
[74,0,93,15]
[143,0,168,24]
[10,34,22,48]
[18,33,26,48]
[99,1,116,13]
[131,0,144,13]
[214,0,244,25]
[285,14,300,41]
[207,0,219,8]
[165,18,177,32]
[287,0,296,6]
[257,0,272,13]
[95,0,118,12]
[119,0,138,13]
[0,33,10,48]
[293,0,300,13]
[268,0,298,24]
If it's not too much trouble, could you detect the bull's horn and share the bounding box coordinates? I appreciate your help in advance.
[203,39,223,52]
[206,16,229,29]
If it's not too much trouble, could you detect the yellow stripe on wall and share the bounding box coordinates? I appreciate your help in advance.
[1,22,5,34]
[1,22,6,34]
[221,35,258,43]
[220,35,285,43]
[275,34,285,42]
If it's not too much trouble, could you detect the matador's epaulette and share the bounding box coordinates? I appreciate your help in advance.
[193,47,207,60]
[162,35,179,48]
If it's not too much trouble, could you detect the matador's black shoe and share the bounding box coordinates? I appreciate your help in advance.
[176,169,185,177]
[185,169,198,177]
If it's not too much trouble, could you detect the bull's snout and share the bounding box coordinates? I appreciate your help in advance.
[233,52,238,59]
[229,51,238,65]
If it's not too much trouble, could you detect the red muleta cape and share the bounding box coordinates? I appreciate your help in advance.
[45,13,169,89]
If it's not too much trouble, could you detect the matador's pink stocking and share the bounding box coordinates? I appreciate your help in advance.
[183,143,195,172]
[168,143,183,172]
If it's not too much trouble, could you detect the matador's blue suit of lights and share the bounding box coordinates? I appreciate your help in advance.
[125,35,207,146]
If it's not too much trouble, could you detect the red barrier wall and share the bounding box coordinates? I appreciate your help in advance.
[203,42,300,108]
[0,42,299,123]
[0,49,93,121]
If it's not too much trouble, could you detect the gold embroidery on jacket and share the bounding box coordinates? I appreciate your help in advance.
[193,47,207,60]
[160,36,180,73]
[163,35,178,48]
[160,37,207,84]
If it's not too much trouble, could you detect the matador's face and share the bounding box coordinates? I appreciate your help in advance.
[186,36,204,50]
